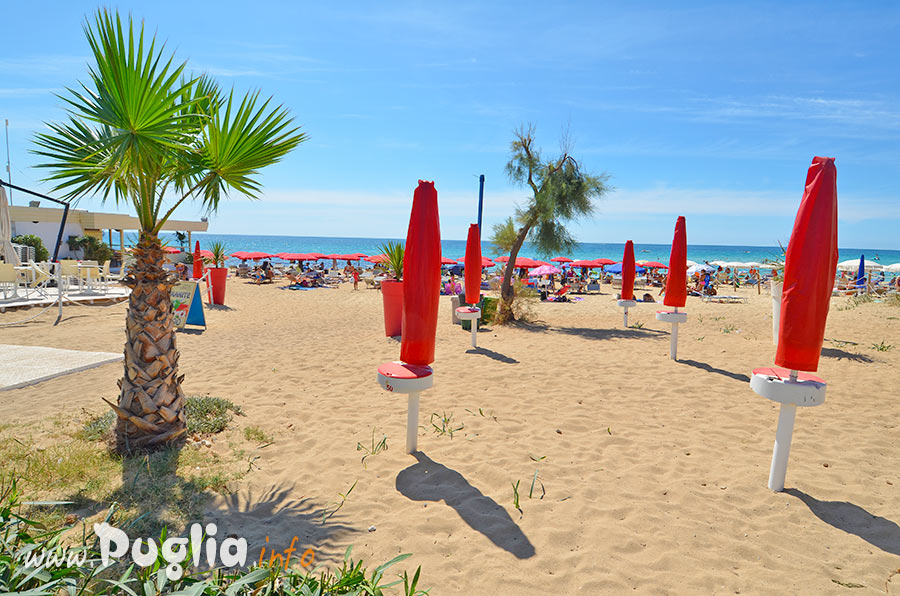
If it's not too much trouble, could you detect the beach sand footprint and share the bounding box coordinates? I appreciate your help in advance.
[396,452,535,559]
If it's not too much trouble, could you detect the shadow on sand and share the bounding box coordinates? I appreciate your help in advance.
[678,359,750,383]
[465,346,518,364]
[513,320,667,342]
[820,347,874,363]
[785,489,900,557]
[396,452,535,559]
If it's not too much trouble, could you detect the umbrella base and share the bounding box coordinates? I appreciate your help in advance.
[616,299,637,308]
[377,361,434,453]
[456,307,480,348]
[656,310,687,324]
[750,367,826,407]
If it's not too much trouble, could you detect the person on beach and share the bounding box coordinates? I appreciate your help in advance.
[352,267,360,290]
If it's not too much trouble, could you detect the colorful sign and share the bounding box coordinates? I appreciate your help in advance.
[171,281,206,330]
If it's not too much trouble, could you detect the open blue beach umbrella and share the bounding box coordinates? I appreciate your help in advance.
[856,254,866,288]
[606,262,645,274]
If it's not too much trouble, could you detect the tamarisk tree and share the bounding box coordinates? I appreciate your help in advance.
[491,125,610,323]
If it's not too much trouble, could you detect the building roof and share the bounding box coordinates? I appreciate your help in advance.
[9,205,208,232]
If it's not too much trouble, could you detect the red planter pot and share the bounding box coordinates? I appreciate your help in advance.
[381,279,404,337]
[207,267,228,305]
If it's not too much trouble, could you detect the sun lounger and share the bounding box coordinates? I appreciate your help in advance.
[703,294,747,303]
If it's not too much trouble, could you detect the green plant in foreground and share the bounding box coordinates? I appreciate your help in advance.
[721,324,737,334]
[430,412,464,439]
[870,340,894,352]
[630,321,644,329]
[357,428,389,468]
[322,480,358,524]
[511,479,522,515]
[243,425,272,444]
[528,469,545,499]
[378,241,405,280]
[185,396,244,434]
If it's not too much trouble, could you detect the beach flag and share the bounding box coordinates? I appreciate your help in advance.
[663,216,687,307]
[400,180,441,366]
[775,157,839,372]
[621,241,635,301]
[464,223,481,305]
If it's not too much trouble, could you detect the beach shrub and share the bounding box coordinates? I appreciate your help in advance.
[67,235,115,263]
[185,396,243,434]
[11,234,50,262]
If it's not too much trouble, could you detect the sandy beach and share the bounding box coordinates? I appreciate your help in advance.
[2,278,899,594]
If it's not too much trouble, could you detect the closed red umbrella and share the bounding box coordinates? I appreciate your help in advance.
[192,241,203,279]
[776,157,839,371]
[750,156,837,492]
[663,216,687,308]
[657,216,688,360]
[464,224,481,305]
[400,180,441,366]
[621,241,635,301]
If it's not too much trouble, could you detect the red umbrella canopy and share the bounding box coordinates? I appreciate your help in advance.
[366,254,389,264]
[663,216,688,308]
[163,246,181,254]
[593,258,616,266]
[457,256,495,267]
[307,253,326,259]
[197,249,214,258]
[440,256,457,265]
[400,181,441,366]
[192,241,203,279]
[495,255,509,263]
[279,253,311,261]
[775,157,839,372]
[324,254,343,260]
[230,251,251,260]
[551,256,573,263]
[464,223,482,305]
[515,257,541,268]
[643,261,668,269]
[237,251,272,260]
[569,259,596,267]
[621,241,636,301]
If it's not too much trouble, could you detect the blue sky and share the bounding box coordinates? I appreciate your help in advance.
[2,1,899,248]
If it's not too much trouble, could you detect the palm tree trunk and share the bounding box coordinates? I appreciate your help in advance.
[497,224,533,323]
[107,232,186,453]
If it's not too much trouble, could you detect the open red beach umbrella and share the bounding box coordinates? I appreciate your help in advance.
[192,241,203,279]
[495,255,509,263]
[308,252,326,259]
[621,241,636,301]
[643,261,668,269]
[230,251,250,260]
[551,256,573,264]
[400,181,441,366]
[242,251,272,260]
[163,246,180,254]
[197,249,213,259]
[663,216,688,308]
[569,259,595,267]
[464,224,482,305]
[775,157,839,372]
[440,256,457,265]
[593,258,616,266]
[515,257,541,268]
[457,256,494,267]
[366,254,389,264]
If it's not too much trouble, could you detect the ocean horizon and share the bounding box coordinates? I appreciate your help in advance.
[166,232,900,268]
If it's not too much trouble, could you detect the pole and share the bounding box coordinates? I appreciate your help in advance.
[54,263,63,325]
[4,120,11,204]
[768,401,797,492]
[406,393,420,453]
[670,307,679,360]
[471,320,477,348]
[477,174,485,230]
[623,305,628,328]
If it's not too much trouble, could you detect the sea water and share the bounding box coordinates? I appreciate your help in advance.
[164,233,900,269]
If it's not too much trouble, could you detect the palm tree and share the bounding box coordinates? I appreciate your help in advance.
[33,10,306,453]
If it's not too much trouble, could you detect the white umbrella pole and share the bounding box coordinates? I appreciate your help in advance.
[623,305,628,328]
[406,393,420,453]
[670,307,679,361]
[768,369,798,492]
[55,263,63,325]
[470,321,477,348]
